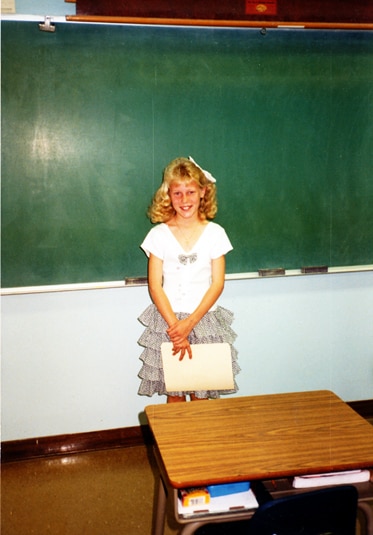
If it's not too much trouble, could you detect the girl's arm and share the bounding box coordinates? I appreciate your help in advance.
[148,254,192,360]
[167,255,226,344]
[147,253,177,327]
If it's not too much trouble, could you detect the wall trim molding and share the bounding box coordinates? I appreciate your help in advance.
[1,425,153,463]
[2,399,372,463]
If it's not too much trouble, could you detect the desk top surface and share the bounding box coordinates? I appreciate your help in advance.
[145,390,373,488]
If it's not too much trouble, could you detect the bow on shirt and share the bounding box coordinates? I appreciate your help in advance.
[178,253,198,265]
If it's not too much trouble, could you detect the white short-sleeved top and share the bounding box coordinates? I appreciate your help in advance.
[141,222,233,313]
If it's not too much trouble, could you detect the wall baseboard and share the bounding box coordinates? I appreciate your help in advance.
[1,425,153,463]
[2,399,372,463]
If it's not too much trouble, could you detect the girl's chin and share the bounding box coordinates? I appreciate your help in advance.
[177,209,195,218]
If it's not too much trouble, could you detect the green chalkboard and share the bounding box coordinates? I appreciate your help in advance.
[2,22,373,287]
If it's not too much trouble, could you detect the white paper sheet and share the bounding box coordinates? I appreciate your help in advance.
[161,342,234,391]
[293,469,371,488]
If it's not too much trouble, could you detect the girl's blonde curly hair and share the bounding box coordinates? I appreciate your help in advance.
[147,157,217,223]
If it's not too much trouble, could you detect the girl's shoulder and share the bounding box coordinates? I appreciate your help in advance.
[144,222,169,238]
[142,223,171,247]
[203,222,233,256]
[207,221,224,229]
[205,221,227,235]
[141,223,171,258]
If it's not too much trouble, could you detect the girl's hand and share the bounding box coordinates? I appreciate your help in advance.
[167,318,193,345]
[172,339,192,361]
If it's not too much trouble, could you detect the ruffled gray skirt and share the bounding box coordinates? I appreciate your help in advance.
[137,304,240,399]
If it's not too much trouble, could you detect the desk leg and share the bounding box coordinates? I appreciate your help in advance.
[358,502,373,535]
[178,521,206,535]
[153,476,167,535]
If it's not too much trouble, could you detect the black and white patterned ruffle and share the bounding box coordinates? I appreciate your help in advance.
[137,304,240,399]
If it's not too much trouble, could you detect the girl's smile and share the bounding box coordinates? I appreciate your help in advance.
[169,181,205,220]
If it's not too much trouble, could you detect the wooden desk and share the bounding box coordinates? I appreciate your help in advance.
[145,390,373,535]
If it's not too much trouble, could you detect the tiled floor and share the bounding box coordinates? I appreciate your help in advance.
[2,421,373,535]
[1,445,179,535]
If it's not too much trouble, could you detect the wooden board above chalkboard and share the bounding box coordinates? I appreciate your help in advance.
[72,0,373,28]
[1,22,373,289]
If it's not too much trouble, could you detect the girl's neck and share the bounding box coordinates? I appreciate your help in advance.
[168,216,208,252]
[170,214,205,229]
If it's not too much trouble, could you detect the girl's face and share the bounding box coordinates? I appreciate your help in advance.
[169,180,205,221]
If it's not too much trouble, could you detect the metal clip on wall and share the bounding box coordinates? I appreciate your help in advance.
[39,16,56,32]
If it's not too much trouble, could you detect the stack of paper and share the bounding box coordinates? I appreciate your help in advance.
[293,469,371,488]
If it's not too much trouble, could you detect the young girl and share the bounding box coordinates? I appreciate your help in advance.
[137,156,239,402]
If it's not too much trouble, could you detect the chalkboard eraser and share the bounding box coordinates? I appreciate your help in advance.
[301,266,328,274]
[124,277,148,286]
[258,268,285,277]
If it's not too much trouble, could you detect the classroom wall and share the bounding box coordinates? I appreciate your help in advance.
[2,271,373,442]
[13,0,75,16]
[2,0,373,442]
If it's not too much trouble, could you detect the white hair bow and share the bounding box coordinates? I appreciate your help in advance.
[188,156,216,183]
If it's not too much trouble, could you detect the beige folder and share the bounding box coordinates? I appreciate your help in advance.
[161,342,234,392]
